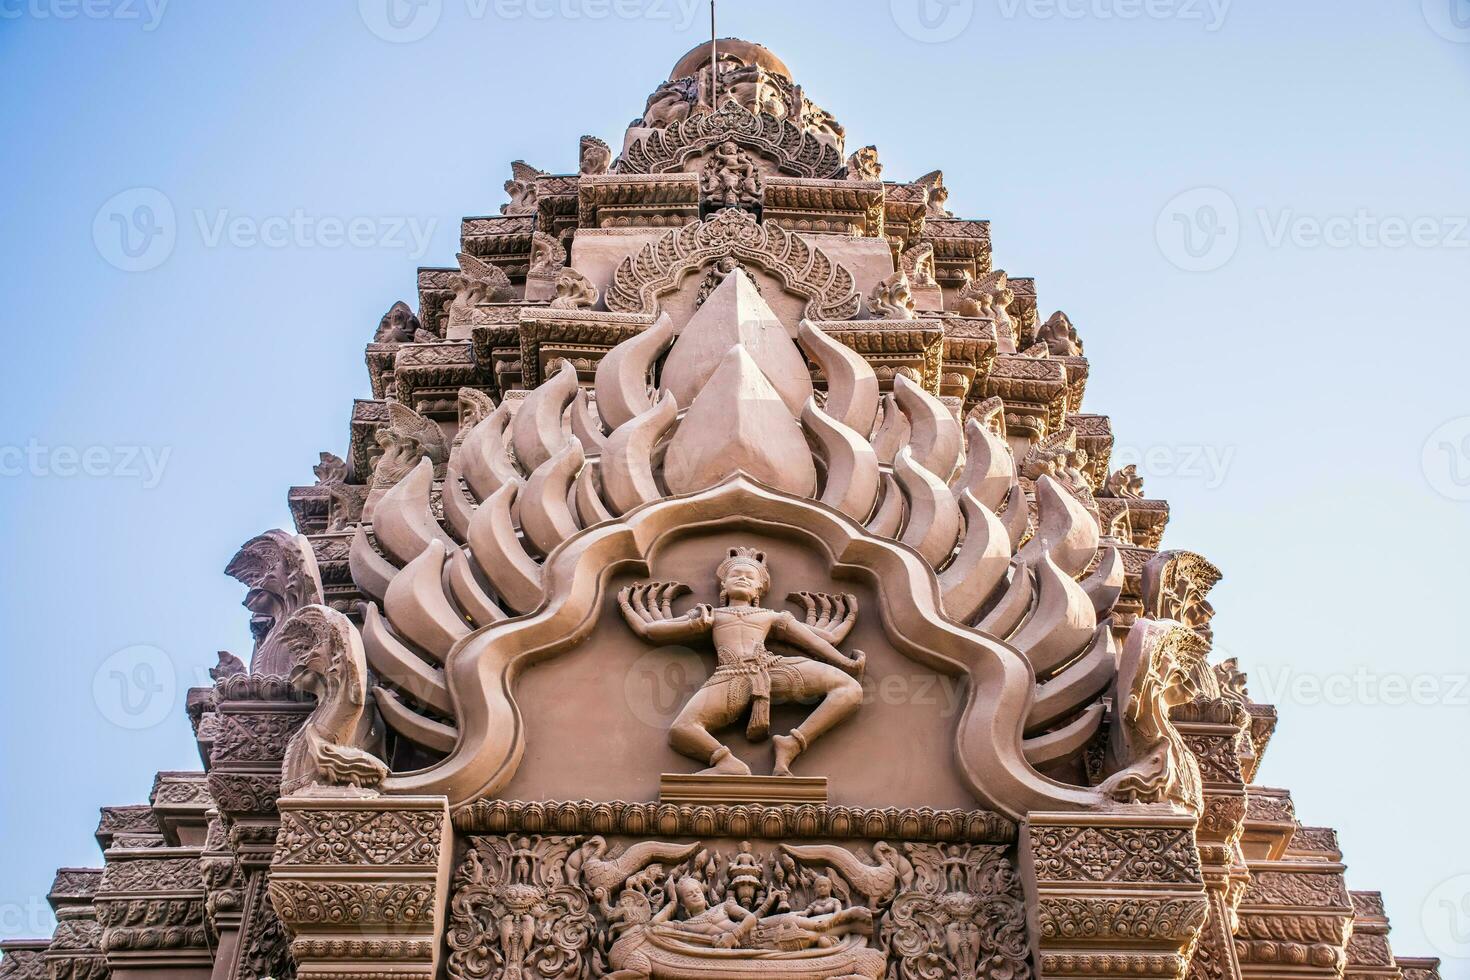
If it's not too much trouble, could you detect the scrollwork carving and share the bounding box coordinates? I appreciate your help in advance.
[604,208,860,321]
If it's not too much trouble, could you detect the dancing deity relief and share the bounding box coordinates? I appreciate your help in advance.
[617,548,866,779]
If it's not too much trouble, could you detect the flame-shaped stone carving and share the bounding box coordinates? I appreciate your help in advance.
[663,345,817,497]
[660,271,814,415]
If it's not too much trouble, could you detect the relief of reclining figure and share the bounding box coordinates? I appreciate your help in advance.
[604,875,880,980]
[617,547,866,778]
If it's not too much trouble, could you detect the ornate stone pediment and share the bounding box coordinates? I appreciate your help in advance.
[347,290,1153,820]
[604,208,861,321]
[618,100,844,180]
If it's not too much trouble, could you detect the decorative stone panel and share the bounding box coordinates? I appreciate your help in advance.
[1022,812,1209,980]
[270,797,452,980]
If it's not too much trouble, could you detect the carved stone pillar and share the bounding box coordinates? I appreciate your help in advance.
[1235,812,1353,980]
[1021,811,1210,980]
[1174,699,1251,980]
[44,869,108,980]
[204,675,313,980]
[94,849,212,980]
[1347,892,1403,980]
[0,942,50,980]
[269,796,452,980]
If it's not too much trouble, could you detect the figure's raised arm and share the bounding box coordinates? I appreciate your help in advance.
[788,591,859,646]
[775,612,866,679]
[617,582,714,643]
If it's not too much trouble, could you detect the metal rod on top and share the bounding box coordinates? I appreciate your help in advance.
[709,2,718,107]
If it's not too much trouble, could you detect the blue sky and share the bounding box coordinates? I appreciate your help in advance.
[2,0,1468,969]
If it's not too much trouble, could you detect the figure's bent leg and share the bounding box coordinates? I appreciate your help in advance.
[772,663,864,777]
[669,683,750,776]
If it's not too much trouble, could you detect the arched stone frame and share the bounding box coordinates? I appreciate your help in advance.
[604,208,862,321]
[378,475,1108,820]
[618,101,844,179]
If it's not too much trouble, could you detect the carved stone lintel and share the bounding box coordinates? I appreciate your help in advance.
[1022,812,1209,980]
[270,796,452,980]
[452,799,1016,844]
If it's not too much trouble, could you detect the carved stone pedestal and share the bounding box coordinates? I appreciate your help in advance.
[658,773,827,805]
[1021,811,1210,980]
[269,797,452,980]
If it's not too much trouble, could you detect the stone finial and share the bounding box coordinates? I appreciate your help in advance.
[312,452,348,486]
[373,300,424,344]
[1141,550,1223,644]
[1038,310,1082,356]
[225,530,325,676]
[579,135,612,175]
[444,252,515,334]
[502,159,546,215]
[1101,464,1144,500]
[371,401,449,493]
[277,605,387,797]
[1100,619,1210,811]
[547,268,599,311]
[914,169,951,217]
[868,271,918,320]
[846,144,882,181]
